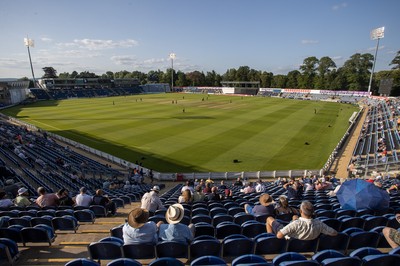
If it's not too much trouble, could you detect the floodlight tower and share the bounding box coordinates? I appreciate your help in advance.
[24,37,36,87]
[368,26,385,93]
[169,52,176,92]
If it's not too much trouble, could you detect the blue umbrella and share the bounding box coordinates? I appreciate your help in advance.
[336,179,389,210]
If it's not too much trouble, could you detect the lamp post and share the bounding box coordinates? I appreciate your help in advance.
[367,27,385,94]
[169,53,176,92]
[24,37,36,87]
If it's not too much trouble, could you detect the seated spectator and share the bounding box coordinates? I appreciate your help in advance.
[206,186,221,201]
[178,189,193,204]
[158,203,195,244]
[203,182,212,194]
[36,187,59,208]
[244,193,275,216]
[123,207,158,244]
[382,212,400,248]
[266,201,337,240]
[0,191,13,208]
[141,186,165,213]
[255,179,265,193]
[283,180,303,200]
[234,177,243,186]
[181,181,194,194]
[192,185,205,202]
[274,195,299,216]
[123,181,131,190]
[14,187,32,208]
[243,182,255,194]
[91,189,116,216]
[57,188,75,206]
[219,180,227,190]
[75,187,92,207]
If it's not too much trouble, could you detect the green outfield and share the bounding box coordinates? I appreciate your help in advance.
[2,94,359,172]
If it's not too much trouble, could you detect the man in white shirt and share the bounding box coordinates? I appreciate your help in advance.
[141,186,164,213]
[75,187,92,207]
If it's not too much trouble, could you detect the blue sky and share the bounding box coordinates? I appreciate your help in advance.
[0,0,399,78]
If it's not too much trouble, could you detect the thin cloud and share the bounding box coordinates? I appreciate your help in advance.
[0,58,27,67]
[332,2,348,11]
[111,55,137,65]
[332,56,343,60]
[366,45,385,52]
[301,39,319,45]
[40,37,53,42]
[73,39,138,50]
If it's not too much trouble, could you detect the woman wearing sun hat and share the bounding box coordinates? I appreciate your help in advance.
[158,203,195,244]
[122,207,159,244]
[14,187,32,207]
[244,193,275,216]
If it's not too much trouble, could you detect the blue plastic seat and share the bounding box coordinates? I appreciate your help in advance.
[148,257,185,266]
[321,257,362,266]
[312,249,345,263]
[222,235,254,257]
[106,258,142,266]
[156,241,188,259]
[88,241,123,262]
[362,254,400,266]
[123,243,156,259]
[232,254,269,266]
[254,236,287,255]
[286,237,318,253]
[272,252,307,266]
[65,258,100,266]
[189,238,221,260]
[190,255,227,266]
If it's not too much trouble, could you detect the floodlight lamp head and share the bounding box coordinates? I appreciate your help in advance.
[169,53,176,60]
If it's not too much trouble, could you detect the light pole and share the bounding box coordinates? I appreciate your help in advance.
[368,27,385,93]
[169,53,176,92]
[24,37,36,87]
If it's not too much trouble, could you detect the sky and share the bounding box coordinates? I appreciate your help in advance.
[0,0,399,79]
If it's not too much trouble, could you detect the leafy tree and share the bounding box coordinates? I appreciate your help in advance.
[205,70,221,86]
[175,71,188,87]
[222,68,237,81]
[330,68,347,90]
[59,72,71,79]
[299,56,319,89]
[42,67,58,78]
[271,74,287,88]
[70,71,78,78]
[342,53,373,91]
[186,71,205,86]
[390,51,400,70]
[315,56,336,89]
[260,71,273,88]
[147,70,160,83]
[235,66,250,81]
[286,70,301,88]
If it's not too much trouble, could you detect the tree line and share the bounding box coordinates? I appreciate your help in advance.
[41,51,400,95]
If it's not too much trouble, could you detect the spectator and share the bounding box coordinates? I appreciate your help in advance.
[234,177,243,186]
[266,201,337,240]
[158,203,194,244]
[181,181,194,194]
[57,188,75,207]
[206,186,221,201]
[243,182,255,194]
[244,193,275,216]
[255,179,265,193]
[382,212,400,248]
[141,186,164,213]
[192,185,205,202]
[178,189,192,204]
[14,187,31,208]
[123,181,131,190]
[36,187,59,208]
[0,191,13,208]
[274,195,299,216]
[203,182,212,194]
[123,207,158,244]
[92,189,116,216]
[75,187,92,207]
[283,180,303,200]
[219,180,227,190]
